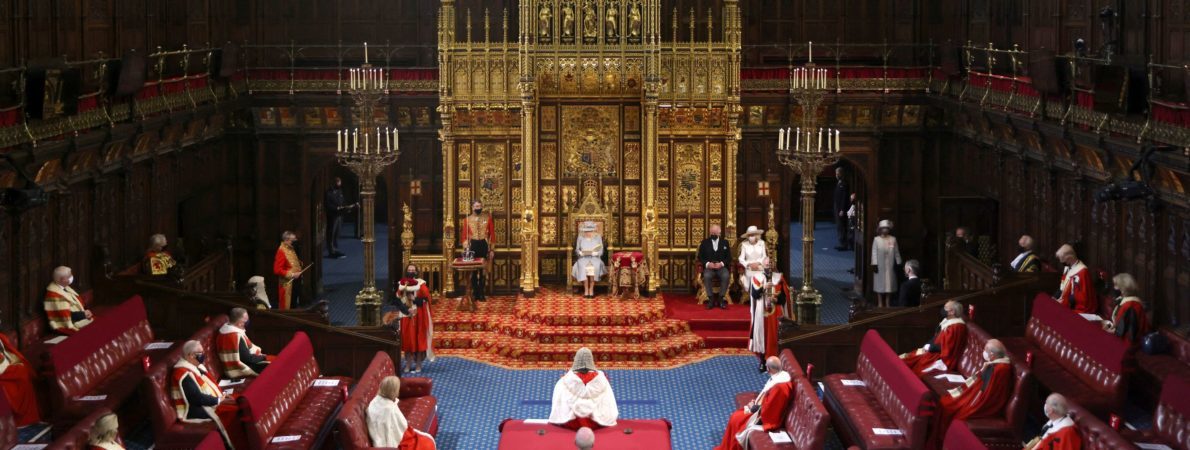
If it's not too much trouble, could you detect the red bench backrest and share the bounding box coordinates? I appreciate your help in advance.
[1067,403,1136,450]
[49,296,152,400]
[44,408,114,450]
[142,315,228,440]
[1155,376,1190,449]
[942,420,988,450]
[238,332,320,450]
[779,348,806,379]
[784,376,829,450]
[1026,294,1128,391]
[195,430,225,450]
[855,330,935,448]
[335,351,396,450]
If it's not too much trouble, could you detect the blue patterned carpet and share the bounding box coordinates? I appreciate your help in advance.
[322,222,389,326]
[788,221,856,325]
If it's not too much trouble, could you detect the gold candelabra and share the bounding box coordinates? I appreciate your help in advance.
[337,42,400,326]
[779,51,841,325]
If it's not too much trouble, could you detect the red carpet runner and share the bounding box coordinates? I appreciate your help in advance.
[433,289,752,369]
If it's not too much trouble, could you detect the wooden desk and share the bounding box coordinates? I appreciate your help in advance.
[450,258,486,312]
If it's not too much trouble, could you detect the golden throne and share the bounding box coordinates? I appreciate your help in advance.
[564,181,615,291]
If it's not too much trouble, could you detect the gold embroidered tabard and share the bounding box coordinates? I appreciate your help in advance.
[466,214,491,241]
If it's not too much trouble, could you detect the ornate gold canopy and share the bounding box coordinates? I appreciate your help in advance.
[436,0,742,294]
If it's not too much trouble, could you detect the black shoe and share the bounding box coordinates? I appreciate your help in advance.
[758,363,766,372]
[335,253,347,259]
[705,302,713,310]
[719,303,728,310]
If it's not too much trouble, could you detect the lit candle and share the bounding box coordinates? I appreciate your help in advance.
[794,127,800,152]
[364,42,369,65]
[834,130,840,153]
[817,128,822,152]
[778,128,785,150]
[337,130,342,153]
[809,41,813,63]
[354,128,359,152]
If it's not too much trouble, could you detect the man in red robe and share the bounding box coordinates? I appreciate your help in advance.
[1103,273,1149,345]
[216,308,274,378]
[716,356,793,450]
[1054,244,1094,314]
[761,273,790,360]
[929,339,1014,450]
[901,300,967,375]
[1024,394,1081,450]
[273,231,303,310]
[548,348,618,430]
[395,264,434,373]
[0,331,41,426]
[44,266,93,334]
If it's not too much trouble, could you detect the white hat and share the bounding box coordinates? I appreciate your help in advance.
[580,221,597,232]
[878,219,894,230]
[741,225,764,238]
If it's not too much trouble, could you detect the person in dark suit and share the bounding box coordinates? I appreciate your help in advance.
[698,224,732,310]
[324,177,356,258]
[898,259,923,307]
[833,167,851,251]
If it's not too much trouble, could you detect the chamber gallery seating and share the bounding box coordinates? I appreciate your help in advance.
[47,296,171,431]
[733,349,806,409]
[1002,295,1130,419]
[44,407,114,450]
[236,331,352,450]
[1135,328,1190,406]
[732,376,831,450]
[1121,375,1190,450]
[823,330,936,450]
[334,351,439,450]
[941,421,988,450]
[919,321,1034,446]
[497,418,673,449]
[143,314,240,450]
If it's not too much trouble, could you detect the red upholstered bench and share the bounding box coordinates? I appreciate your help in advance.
[44,407,115,450]
[919,322,1033,446]
[1064,401,1136,450]
[47,296,172,432]
[1001,295,1129,419]
[733,349,807,408]
[143,314,251,450]
[0,395,16,450]
[196,430,227,450]
[1135,328,1190,407]
[237,332,352,450]
[823,330,936,450]
[19,290,95,369]
[334,351,438,449]
[497,419,673,450]
[942,421,988,450]
[732,376,831,450]
[1121,375,1190,450]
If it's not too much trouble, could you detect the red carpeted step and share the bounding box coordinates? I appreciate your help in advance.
[695,330,751,349]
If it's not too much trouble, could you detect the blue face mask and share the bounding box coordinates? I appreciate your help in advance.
[195,353,206,364]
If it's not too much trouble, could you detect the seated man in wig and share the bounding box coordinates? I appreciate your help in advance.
[715,356,792,450]
[548,347,618,430]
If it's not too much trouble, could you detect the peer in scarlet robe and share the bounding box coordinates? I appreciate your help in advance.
[715,366,792,450]
[366,394,436,450]
[273,238,302,310]
[1056,260,1094,314]
[549,348,618,430]
[929,357,1014,450]
[762,273,790,359]
[45,280,92,334]
[394,270,434,373]
[1106,296,1149,345]
[1025,416,1081,450]
[901,315,967,375]
[171,357,234,448]
[0,333,41,426]
[216,323,273,379]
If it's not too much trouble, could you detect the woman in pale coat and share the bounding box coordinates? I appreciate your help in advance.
[738,226,770,286]
[571,221,606,298]
[871,219,902,307]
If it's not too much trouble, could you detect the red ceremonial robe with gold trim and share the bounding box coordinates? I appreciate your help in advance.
[716,372,793,450]
[0,333,41,426]
[1032,420,1081,450]
[1109,297,1149,345]
[929,360,1013,450]
[398,278,433,353]
[273,243,300,310]
[1057,262,1094,314]
[902,319,967,375]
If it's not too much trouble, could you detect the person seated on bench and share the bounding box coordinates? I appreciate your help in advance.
[394,264,434,374]
[1024,394,1081,450]
[574,427,595,450]
[1054,244,1094,314]
[929,339,1014,449]
[143,233,177,276]
[1102,273,1149,345]
[549,348,618,430]
[172,340,234,445]
[44,266,93,335]
[715,356,792,450]
[366,376,436,450]
[217,308,273,378]
[87,412,125,450]
[0,325,40,426]
[900,300,967,375]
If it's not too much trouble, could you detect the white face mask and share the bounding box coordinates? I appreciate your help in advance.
[67,276,74,286]
[983,350,994,362]
[749,236,759,243]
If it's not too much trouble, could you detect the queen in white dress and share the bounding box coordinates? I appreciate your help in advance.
[572,221,606,298]
[738,226,770,286]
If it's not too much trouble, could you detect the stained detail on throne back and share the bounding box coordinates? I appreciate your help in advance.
[657,143,669,180]
[458,143,472,181]
[674,143,704,213]
[477,143,506,212]
[542,186,558,213]
[623,142,641,179]
[709,143,723,181]
[562,105,620,177]
[541,142,557,179]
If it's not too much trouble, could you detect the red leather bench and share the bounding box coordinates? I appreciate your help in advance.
[1122,375,1190,450]
[497,419,672,450]
[0,395,16,450]
[1135,328,1190,407]
[942,421,988,450]
[236,332,352,450]
[143,314,246,450]
[732,376,831,450]
[733,349,806,409]
[823,330,936,450]
[1002,295,1130,419]
[918,322,1033,446]
[44,407,115,450]
[46,296,171,431]
[1064,401,1136,450]
[196,430,227,450]
[334,351,439,450]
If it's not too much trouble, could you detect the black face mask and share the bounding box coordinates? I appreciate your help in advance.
[940,308,949,318]
[406,271,417,278]
[1018,246,1026,253]
[1111,288,1122,298]
[710,234,719,239]
[195,353,207,364]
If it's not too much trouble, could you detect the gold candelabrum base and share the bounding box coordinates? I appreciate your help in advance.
[796,286,823,326]
[354,285,384,327]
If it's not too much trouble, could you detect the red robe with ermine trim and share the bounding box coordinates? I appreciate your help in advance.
[1057,262,1094,314]
[397,278,433,353]
[1031,421,1081,450]
[902,318,967,375]
[0,333,41,426]
[715,371,793,450]
[929,360,1014,450]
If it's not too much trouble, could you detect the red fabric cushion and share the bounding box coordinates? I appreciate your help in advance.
[195,431,225,450]
[943,421,988,450]
[858,330,933,419]
[51,296,146,372]
[497,419,671,450]
[1029,294,1128,373]
[613,252,644,266]
[240,332,314,423]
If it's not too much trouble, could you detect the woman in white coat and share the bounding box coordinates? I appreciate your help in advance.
[738,226,770,286]
[871,219,902,307]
